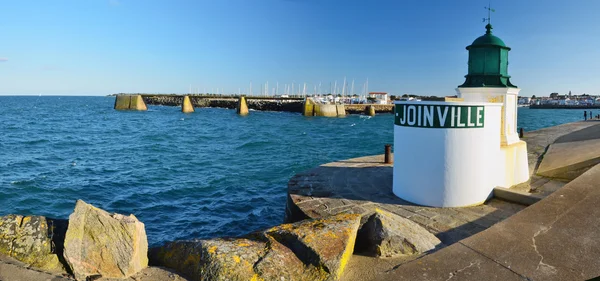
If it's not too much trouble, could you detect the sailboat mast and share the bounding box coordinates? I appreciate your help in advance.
[334,80,337,96]
[303,83,306,97]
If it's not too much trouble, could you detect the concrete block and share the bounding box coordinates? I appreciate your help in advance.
[237,96,249,115]
[114,95,131,110]
[129,95,147,111]
[336,104,346,116]
[181,96,194,113]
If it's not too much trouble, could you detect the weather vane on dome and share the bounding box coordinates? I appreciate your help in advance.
[483,4,495,24]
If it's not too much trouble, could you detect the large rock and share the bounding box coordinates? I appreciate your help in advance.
[0,215,68,273]
[357,208,442,257]
[63,200,148,280]
[151,213,361,281]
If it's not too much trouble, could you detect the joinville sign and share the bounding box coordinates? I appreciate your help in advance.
[394,104,485,128]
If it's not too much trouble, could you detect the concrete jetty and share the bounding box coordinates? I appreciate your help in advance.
[140,94,304,113]
[286,120,600,280]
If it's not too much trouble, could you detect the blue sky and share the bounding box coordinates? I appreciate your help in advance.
[0,0,598,96]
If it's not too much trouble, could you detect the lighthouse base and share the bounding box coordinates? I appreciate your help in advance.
[497,140,530,188]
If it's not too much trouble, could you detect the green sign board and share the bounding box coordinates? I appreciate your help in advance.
[394,104,485,128]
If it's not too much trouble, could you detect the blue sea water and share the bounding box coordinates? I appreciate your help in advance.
[0,96,587,245]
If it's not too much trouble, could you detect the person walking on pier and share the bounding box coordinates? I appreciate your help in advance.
[584,111,587,121]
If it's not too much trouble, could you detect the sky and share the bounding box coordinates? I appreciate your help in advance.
[0,0,599,97]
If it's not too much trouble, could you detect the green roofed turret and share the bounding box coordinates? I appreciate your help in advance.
[459,24,517,88]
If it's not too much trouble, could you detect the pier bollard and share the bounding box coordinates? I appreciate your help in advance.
[182,95,195,113]
[237,96,249,115]
[367,105,376,116]
[384,144,393,164]
[519,128,524,138]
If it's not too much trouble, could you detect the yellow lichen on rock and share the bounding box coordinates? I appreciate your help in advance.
[151,213,361,281]
[208,245,218,254]
[0,215,68,274]
[63,200,148,281]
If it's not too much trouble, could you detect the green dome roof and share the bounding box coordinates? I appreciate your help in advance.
[459,23,517,88]
[467,24,510,50]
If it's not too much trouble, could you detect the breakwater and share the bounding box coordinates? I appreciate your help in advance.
[345,104,393,114]
[141,94,304,113]
[127,94,395,115]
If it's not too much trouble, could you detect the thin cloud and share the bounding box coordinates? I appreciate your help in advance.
[0,58,7,62]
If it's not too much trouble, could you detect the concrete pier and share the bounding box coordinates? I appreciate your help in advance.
[286,120,600,280]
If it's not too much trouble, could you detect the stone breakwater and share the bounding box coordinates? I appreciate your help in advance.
[142,95,304,113]
[135,94,395,115]
[345,104,394,114]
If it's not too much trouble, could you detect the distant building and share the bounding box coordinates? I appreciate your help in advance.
[518,97,531,104]
[368,92,389,104]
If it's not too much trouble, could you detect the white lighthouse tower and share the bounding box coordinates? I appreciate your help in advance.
[392,22,529,207]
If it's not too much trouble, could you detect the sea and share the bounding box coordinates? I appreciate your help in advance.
[0,96,588,246]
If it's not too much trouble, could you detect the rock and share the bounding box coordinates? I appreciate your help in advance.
[63,200,148,280]
[0,214,68,274]
[151,213,361,281]
[357,208,441,257]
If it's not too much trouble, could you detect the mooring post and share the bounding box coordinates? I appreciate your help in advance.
[384,144,392,164]
[519,128,524,138]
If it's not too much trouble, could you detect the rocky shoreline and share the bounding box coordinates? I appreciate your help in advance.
[1,197,439,281]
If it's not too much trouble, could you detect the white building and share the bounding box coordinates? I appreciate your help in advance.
[368,92,389,104]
